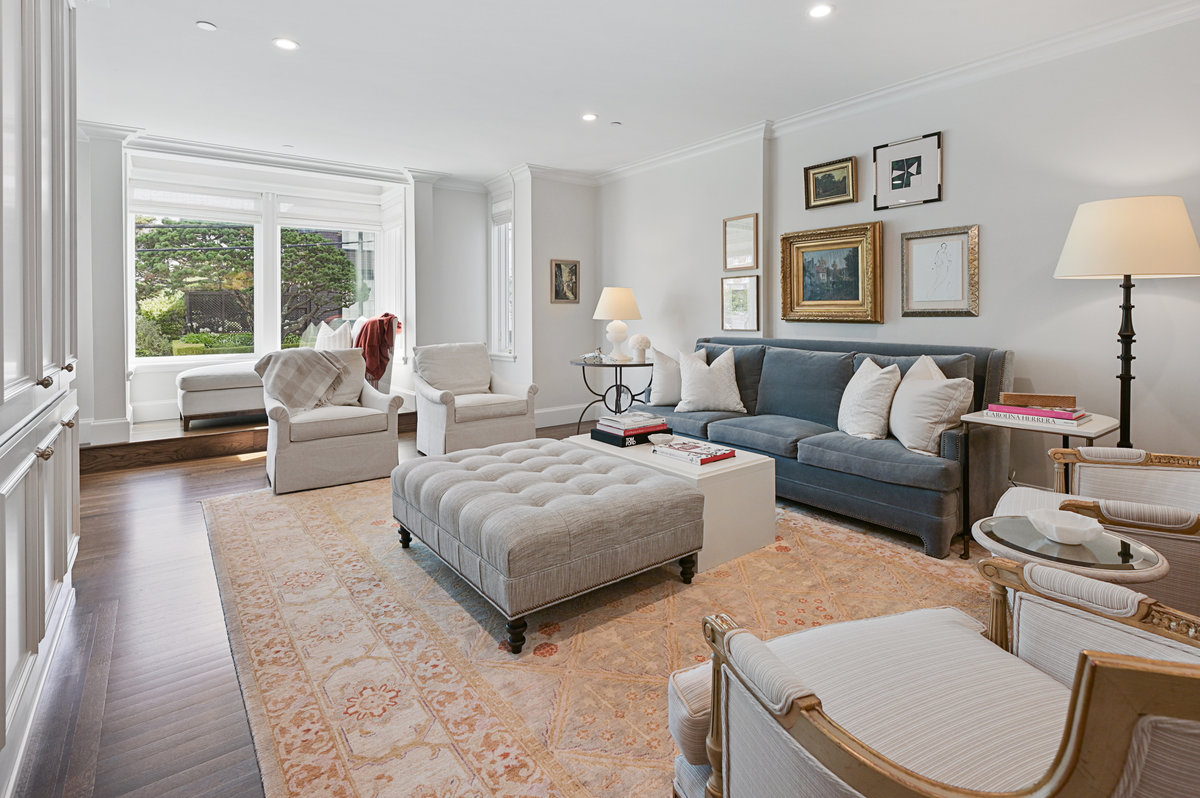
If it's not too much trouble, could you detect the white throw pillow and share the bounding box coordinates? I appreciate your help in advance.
[649,347,682,406]
[888,355,975,456]
[838,358,902,440]
[675,349,746,413]
[315,320,354,351]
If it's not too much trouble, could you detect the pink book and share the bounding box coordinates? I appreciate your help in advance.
[987,403,1085,420]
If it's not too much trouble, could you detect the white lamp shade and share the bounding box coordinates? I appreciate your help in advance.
[1054,195,1200,279]
[593,286,642,320]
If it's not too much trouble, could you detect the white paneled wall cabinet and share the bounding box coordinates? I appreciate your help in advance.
[0,0,80,793]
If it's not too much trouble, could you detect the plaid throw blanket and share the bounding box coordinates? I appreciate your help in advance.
[255,348,348,411]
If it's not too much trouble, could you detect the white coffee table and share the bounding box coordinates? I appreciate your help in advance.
[566,434,776,572]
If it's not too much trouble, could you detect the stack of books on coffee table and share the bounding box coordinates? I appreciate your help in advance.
[652,439,736,465]
[590,411,669,447]
[982,392,1091,427]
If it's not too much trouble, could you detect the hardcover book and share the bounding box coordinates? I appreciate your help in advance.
[594,421,670,436]
[590,428,666,447]
[596,411,667,429]
[982,409,1090,427]
[987,403,1086,420]
[651,439,736,465]
[998,392,1077,409]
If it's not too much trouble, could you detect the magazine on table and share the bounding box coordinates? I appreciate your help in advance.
[597,411,666,430]
[651,439,736,465]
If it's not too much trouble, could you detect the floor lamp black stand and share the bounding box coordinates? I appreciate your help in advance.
[1116,274,1135,449]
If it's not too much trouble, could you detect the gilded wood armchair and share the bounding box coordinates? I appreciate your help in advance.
[668,557,1200,798]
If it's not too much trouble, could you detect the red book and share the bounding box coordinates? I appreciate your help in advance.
[595,422,670,436]
[987,403,1086,420]
[651,440,736,465]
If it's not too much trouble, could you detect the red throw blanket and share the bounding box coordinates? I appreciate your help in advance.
[354,313,399,382]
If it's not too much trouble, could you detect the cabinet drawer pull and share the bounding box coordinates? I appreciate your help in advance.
[61,418,76,429]
[35,446,54,461]
[61,363,74,372]
[36,376,53,388]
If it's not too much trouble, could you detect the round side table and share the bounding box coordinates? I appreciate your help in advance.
[972,515,1169,584]
[570,359,654,433]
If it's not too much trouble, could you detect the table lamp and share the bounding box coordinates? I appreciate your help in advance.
[1054,195,1200,448]
[592,287,642,362]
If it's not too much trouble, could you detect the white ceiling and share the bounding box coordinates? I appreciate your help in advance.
[76,1,1194,183]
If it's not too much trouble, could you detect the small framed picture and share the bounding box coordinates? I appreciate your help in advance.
[780,222,883,323]
[722,275,759,331]
[873,132,942,210]
[901,225,979,316]
[804,156,857,209]
[550,259,580,304]
[723,213,758,270]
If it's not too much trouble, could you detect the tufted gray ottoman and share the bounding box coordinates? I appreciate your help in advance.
[391,438,704,653]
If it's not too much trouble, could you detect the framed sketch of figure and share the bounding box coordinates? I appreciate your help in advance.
[900,225,979,316]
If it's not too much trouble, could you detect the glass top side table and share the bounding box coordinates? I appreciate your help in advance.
[570,359,654,433]
[972,515,1169,584]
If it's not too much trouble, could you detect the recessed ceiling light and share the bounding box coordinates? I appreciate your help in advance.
[273,37,300,51]
[195,20,217,32]
[610,121,623,126]
[581,113,598,122]
[281,144,295,149]
[809,4,834,18]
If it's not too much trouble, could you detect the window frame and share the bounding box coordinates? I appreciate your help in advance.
[487,196,515,361]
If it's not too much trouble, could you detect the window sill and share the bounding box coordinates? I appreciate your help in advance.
[489,352,517,363]
[131,353,259,375]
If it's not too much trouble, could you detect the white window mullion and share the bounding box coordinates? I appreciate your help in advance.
[257,193,281,353]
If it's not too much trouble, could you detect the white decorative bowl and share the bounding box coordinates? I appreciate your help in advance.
[648,433,675,446]
[1025,508,1104,545]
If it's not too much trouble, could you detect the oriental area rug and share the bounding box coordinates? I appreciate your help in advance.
[203,481,989,797]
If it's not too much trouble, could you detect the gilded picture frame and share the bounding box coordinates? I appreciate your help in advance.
[873,131,942,210]
[550,259,580,304]
[721,275,759,331]
[804,156,857,209]
[780,221,883,323]
[901,225,979,317]
[723,213,758,270]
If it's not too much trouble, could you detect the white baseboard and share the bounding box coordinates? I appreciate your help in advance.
[85,416,132,445]
[130,398,181,424]
[535,402,601,429]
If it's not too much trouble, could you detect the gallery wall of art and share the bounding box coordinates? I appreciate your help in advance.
[597,18,1200,484]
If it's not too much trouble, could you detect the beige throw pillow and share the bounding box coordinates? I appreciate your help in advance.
[675,349,746,413]
[649,347,682,406]
[315,320,354,351]
[838,358,902,439]
[888,355,974,456]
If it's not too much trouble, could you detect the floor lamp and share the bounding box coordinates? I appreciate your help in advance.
[1053,196,1200,448]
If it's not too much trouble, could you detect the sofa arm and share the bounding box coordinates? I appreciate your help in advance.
[412,375,454,406]
[1060,498,1200,535]
[360,382,404,416]
[947,422,1011,526]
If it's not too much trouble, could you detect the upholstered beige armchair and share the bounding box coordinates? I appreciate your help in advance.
[994,446,1200,614]
[668,557,1200,798]
[263,348,404,494]
[412,342,537,455]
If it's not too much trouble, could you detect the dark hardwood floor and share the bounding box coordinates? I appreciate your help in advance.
[16,425,581,797]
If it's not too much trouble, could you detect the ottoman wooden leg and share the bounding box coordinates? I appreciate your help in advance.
[679,553,697,584]
[506,617,528,654]
[398,524,412,548]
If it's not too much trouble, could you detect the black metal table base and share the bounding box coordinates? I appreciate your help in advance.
[572,361,653,434]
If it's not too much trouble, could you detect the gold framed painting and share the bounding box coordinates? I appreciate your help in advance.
[721,275,759,331]
[550,259,580,304]
[900,225,979,316]
[780,221,883,323]
[804,156,857,209]
[723,213,758,270]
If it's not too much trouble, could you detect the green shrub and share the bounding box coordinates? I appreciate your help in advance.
[179,332,254,348]
[171,341,206,356]
[138,291,186,340]
[135,314,172,357]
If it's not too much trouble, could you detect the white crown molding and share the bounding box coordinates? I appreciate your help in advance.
[597,121,773,185]
[123,134,412,186]
[77,120,140,142]
[406,168,446,185]
[525,164,600,187]
[774,1,1200,137]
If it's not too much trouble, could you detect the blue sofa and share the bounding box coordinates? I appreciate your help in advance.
[645,337,1014,558]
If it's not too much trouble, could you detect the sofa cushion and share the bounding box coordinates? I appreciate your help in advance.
[854,352,975,384]
[288,405,388,442]
[323,348,367,406]
[794,431,961,491]
[696,344,766,413]
[176,361,263,391]
[414,342,493,395]
[646,406,745,439]
[453,392,528,423]
[889,356,974,456]
[650,348,683,406]
[755,348,854,427]
[707,415,835,458]
[838,358,902,440]
[677,349,746,413]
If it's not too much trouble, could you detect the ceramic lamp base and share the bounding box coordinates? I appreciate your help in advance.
[605,319,631,362]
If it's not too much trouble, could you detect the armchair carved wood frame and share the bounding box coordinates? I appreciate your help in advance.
[688,557,1200,798]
